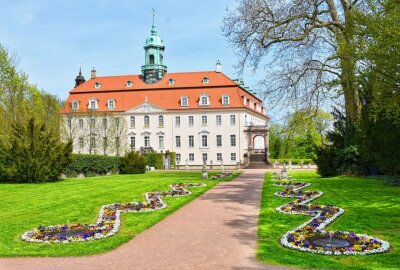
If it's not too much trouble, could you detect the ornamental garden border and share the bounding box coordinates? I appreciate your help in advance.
[273,181,390,255]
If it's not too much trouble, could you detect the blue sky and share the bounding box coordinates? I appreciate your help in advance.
[0,0,267,102]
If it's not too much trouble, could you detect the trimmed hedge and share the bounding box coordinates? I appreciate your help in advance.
[120,151,146,174]
[64,154,122,177]
[269,158,315,165]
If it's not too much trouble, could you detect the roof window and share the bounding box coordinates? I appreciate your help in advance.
[126,80,133,87]
[202,77,209,84]
[168,79,175,85]
[94,82,102,89]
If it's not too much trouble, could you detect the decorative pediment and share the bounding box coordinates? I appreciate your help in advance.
[198,128,211,134]
[156,131,165,135]
[128,131,136,136]
[141,131,151,136]
[127,102,165,114]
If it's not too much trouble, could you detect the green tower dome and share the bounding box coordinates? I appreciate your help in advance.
[141,11,167,84]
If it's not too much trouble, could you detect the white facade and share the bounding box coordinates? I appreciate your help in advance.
[64,101,267,167]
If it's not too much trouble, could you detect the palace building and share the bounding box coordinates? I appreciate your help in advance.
[62,16,270,169]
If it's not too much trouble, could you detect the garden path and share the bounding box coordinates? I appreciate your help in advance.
[0,169,294,270]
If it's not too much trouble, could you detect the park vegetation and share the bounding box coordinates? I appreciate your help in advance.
[224,0,400,177]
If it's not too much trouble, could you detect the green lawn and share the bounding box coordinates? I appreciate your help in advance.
[257,171,400,270]
[0,171,240,257]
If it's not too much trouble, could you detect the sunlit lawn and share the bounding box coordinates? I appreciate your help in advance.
[257,171,400,270]
[0,171,240,257]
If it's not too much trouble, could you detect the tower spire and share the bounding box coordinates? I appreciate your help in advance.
[151,8,157,35]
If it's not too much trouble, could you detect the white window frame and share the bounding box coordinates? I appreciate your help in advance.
[230,135,236,147]
[144,115,150,128]
[201,134,208,148]
[189,153,194,162]
[230,115,236,126]
[130,116,135,128]
[216,135,222,147]
[159,135,164,148]
[188,116,194,127]
[217,153,222,161]
[180,96,188,107]
[130,136,136,148]
[176,153,181,163]
[175,136,181,148]
[168,79,175,85]
[126,80,133,87]
[158,115,164,127]
[231,153,237,161]
[216,115,222,126]
[222,95,230,105]
[71,100,79,111]
[94,82,101,89]
[107,99,115,110]
[88,98,98,110]
[78,119,84,129]
[201,115,207,127]
[199,94,210,106]
[189,135,194,147]
[144,136,150,147]
[202,77,209,84]
[175,116,180,127]
[202,153,208,162]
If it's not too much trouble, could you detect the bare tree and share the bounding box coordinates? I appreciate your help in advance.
[223,0,368,124]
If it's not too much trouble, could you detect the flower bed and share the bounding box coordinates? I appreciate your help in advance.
[21,183,205,243]
[273,181,390,255]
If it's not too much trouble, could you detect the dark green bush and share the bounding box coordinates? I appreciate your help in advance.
[0,118,72,183]
[143,152,163,169]
[63,154,122,177]
[120,151,146,174]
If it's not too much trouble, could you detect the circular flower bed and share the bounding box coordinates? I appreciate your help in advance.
[273,181,390,255]
[21,183,205,243]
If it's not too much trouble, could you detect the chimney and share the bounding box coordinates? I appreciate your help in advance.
[91,67,97,79]
[216,60,222,73]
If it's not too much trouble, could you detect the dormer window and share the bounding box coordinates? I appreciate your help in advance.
[108,99,115,110]
[88,98,98,110]
[199,94,210,106]
[94,82,102,89]
[126,80,133,87]
[202,77,209,84]
[249,99,254,109]
[168,79,175,85]
[222,95,230,105]
[71,100,80,111]
[180,96,189,107]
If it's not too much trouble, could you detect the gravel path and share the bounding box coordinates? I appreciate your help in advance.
[0,169,295,270]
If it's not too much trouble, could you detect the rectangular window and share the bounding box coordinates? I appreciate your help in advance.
[103,118,108,129]
[175,136,181,147]
[115,117,120,128]
[175,116,180,127]
[176,153,181,163]
[217,153,222,161]
[79,119,84,129]
[67,118,72,128]
[144,136,150,147]
[230,135,236,147]
[90,118,96,129]
[79,137,84,149]
[216,135,222,147]
[159,135,164,148]
[188,116,194,127]
[189,153,194,162]
[115,137,120,149]
[103,137,108,148]
[130,116,135,128]
[202,135,208,147]
[130,136,135,148]
[231,153,237,161]
[201,115,207,126]
[230,115,236,126]
[216,115,222,126]
[90,137,96,148]
[202,153,208,162]
[188,135,194,147]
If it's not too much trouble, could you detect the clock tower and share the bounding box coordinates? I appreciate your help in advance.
[141,11,167,84]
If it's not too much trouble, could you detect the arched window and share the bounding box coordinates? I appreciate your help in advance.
[158,115,164,127]
[126,80,133,87]
[222,95,230,105]
[202,77,209,84]
[149,54,155,64]
[107,99,115,110]
[168,79,175,85]
[144,115,150,128]
[180,96,188,107]
[88,98,98,110]
[94,82,101,89]
[199,94,210,106]
[130,116,135,128]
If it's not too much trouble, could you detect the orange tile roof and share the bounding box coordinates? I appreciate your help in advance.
[63,71,268,118]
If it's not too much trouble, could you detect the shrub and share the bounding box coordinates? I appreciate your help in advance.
[0,118,72,183]
[63,154,122,177]
[143,152,163,169]
[120,151,146,174]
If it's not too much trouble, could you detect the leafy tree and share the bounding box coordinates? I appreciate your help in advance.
[223,0,370,125]
[0,118,72,183]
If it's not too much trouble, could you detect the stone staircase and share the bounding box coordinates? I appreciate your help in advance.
[246,153,272,169]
